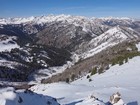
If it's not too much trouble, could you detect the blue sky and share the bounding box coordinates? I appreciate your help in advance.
[0,0,140,18]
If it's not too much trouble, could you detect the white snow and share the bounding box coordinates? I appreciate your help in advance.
[0,87,60,105]
[30,60,74,82]
[81,41,117,59]
[136,42,140,51]
[80,27,128,59]
[1,88,16,100]
[31,56,140,105]
[0,35,19,52]
[0,15,132,25]
[113,99,124,105]
[99,16,131,20]
[30,54,79,82]
[0,15,89,25]
[0,59,20,69]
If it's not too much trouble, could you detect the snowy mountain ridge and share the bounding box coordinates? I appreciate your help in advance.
[0,15,90,25]
[77,26,140,59]
[0,15,133,25]
[98,16,131,20]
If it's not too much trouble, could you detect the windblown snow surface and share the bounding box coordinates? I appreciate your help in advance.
[31,56,140,105]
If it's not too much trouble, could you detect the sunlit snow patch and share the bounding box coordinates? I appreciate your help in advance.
[0,35,19,52]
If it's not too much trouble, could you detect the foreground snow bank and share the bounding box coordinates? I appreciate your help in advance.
[0,87,60,105]
[31,56,140,105]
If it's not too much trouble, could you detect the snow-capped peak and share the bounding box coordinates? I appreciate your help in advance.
[0,14,89,25]
[0,15,134,25]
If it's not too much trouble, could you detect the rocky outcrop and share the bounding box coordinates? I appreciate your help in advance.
[110,92,125,105]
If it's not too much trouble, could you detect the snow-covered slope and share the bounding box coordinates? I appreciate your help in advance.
[31,56,140,105]
[0,87,60,105]
[80,26,140,59]
[30,61,74,82]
